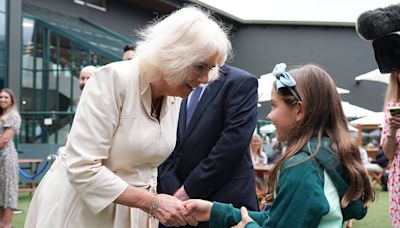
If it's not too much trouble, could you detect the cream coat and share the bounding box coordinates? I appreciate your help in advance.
[25,59,181,228]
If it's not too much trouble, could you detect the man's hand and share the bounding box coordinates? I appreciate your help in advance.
[230,207,254,228]
[174,185,190,201]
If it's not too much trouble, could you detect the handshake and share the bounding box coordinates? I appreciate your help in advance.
[149,194,253,228]
[149,194,213,227]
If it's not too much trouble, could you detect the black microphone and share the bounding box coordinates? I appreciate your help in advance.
[356,3,400,73]
[356,3,400,40]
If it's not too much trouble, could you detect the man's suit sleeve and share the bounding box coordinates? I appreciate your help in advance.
[184,73,258,198]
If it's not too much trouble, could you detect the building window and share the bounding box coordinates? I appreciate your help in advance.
[20,3,131,144]
[21,17,115,144]
[74,0,106,12]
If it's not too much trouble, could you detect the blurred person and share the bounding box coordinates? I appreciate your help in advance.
[0,88,21,228]
[359,145,384,173]
[250,134,268,208]
[183,63,375,227]
[356,3,400,226]
[262,135,273,156]
[250,134,267,165]
[24,6,231,228]
[78,65,97,91]
[267,139,284,164]
[380,70,400,225]
[371,147,389,169]
[123,44,136,60]
[90,53,100,66]
[157,63,259,227]
[356,3,400,227]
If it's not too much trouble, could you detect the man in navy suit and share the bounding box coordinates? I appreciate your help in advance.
[158,64,259,227]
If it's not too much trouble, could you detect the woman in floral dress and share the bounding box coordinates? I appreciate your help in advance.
[0,88,21,228]
[382,72,400,227]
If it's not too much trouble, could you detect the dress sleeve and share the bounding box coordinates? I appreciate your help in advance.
[64,64,129,214]
[4,111,21,134]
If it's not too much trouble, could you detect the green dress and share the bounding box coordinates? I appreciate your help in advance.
[209,137,367,228]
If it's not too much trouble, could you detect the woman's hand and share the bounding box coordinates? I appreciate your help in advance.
[388,114,400,133]
[183,199,213,222]
[153,194,197,227]
[230,207,254,228]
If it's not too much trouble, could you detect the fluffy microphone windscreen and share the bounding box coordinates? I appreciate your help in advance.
[356,3,400,40]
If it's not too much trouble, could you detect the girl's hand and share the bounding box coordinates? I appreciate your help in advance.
[231,207,254,228]
[183,199,213,222]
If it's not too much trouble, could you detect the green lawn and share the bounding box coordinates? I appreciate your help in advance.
[13,192,31,228]
[353,187,391,228]
[13,188,392,228]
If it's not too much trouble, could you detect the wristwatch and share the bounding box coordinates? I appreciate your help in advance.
[387,133,395,141]
[149,196,158,218]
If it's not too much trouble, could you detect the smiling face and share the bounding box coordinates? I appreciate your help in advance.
[164,53,220,98]
[0,91,13,110]
[267,89,302,142]
[251,135,262,152]
[79,66,97,91]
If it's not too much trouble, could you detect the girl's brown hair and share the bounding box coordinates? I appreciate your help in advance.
[265,64,375,207]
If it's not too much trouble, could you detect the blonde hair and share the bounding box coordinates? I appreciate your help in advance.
[250,134,264,156]
[265,64,374,207]
[135,6,232,85]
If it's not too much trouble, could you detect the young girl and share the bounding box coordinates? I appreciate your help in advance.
[381,71,400,227]
[184,63,375,227]
[0,88,21,228]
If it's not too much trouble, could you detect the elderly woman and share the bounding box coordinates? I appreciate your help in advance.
[25,6,231,228]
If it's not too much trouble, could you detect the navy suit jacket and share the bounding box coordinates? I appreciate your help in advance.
[157,65,259,227]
